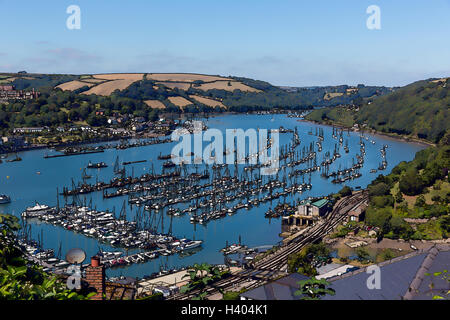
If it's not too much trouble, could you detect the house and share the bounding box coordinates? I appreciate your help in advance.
[298,199,330,217]
[0,85,39,101]
[132,123,147,132]
[348,202,367,222]
[2,136,26,146]
[282,199,331,232]
[13,127,46,134]
[107,117,118,125]
[82,256,137,300]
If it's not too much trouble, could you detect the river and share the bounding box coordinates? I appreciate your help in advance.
[0,114,426,279]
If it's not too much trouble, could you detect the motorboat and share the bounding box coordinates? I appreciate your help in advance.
[0,194,11,204]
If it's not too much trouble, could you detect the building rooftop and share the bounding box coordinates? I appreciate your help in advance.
[324,244,450,300]
[312,199,329,208]
[240,273,309,300]
[239,244,449,300]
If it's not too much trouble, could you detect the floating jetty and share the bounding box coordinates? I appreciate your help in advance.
[21,204,202,259]
[45,149,104,159]
[123,160,147,166]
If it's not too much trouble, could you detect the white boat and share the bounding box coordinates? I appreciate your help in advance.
[181,240,203,251]
[22,203,53,217]
[0,195,11,204]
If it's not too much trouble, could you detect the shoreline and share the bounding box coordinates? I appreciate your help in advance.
[298,118,435,148]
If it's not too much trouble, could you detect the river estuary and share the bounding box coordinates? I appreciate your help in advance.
[0,114,426,279]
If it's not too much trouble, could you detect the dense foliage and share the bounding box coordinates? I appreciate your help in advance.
[0,88,159,133]
[306,79,449,143]
[363,137,450,240]
[287,243,331,276]
[180,263,230,300]
[356,79,449,143]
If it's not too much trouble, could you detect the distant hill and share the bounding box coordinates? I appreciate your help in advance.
[0,72,393,112]
[306,78,450,143]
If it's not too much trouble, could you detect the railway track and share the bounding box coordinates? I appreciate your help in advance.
[168,191,369,300]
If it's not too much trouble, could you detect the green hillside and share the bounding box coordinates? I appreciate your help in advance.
[356,78,449,143]
[306,78,450,143]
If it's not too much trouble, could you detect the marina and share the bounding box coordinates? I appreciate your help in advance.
[0,114,425,279]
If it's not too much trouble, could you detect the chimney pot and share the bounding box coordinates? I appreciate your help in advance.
[91,256,101,267]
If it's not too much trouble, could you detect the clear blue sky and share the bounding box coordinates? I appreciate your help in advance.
[1,0,449,86]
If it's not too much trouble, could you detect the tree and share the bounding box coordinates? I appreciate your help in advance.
[355,247,371,263]
[287,243,331,276]
[295,278,335,300]
[369,182,391,197]
[338,186,352,197]
[415,195,426,207]
[180,263,229,295]
[399,169,425,196]
[395,190,404,203]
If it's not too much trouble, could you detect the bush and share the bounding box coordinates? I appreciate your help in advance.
[287,243,331,276]
[365,207,392,229]
[369,182,391,197]
[415,195,426,207]
[370,195,394,208]
[379,249,395,261]
[222,291,241,300]
[356,247,371,263]
[338,186,352,197]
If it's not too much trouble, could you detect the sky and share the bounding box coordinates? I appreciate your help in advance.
[0,0,450,87]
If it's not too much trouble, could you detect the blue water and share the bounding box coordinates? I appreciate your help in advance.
[0,114,425,279]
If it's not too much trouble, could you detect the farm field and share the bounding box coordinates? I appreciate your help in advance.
[195,80,261,92]
[92,73,144,81]
[168,96,194,108]
[146,73,229,83]
[189,95,226,108]
[56,80,95,91]
[144,100,166,109]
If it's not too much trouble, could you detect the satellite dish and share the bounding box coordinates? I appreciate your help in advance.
[66,248,86,264]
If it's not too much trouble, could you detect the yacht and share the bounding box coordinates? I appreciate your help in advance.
[0,195,11,204]
[22,203,54,218]
[180,239,203,251]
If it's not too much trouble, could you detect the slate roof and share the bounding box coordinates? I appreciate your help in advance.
[312,199,329,208]
[240,245,449,300]
[241,273,309,300]
[323,244,450,300]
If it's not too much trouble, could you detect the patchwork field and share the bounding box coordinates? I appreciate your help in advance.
[56,80,95,91]
[168,96,194,108]
[144,100,166,109]
[84,79,142,96]
[146,73,229,83]
[194,80,261,92]
[324,92,344,100]
[92,73,144,81]
[189,95,226,108]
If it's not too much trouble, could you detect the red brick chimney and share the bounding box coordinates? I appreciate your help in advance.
[85,256,105,300]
